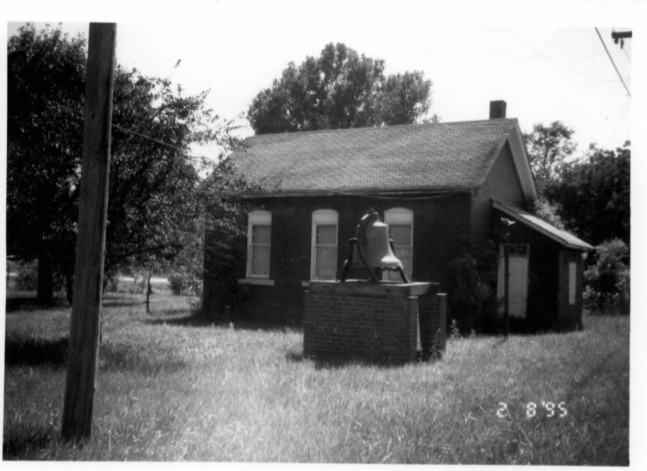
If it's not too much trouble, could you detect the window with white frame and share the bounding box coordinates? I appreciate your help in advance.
[384,208,414,281]
[311,209,338,280]
[247,210,272,278]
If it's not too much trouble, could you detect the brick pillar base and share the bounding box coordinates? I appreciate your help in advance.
[304,281,439,364]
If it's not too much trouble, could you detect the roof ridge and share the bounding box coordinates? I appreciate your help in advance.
[246,118,518,141]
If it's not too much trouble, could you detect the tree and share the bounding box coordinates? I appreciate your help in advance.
[7,25,86,304]
[378,71,431,125]
[523,121,576,194]
[531,196,566,230]
[545,142,630,247]
[104,68,216,278]
[247,42,433,134]
[201,159,260,319]
[7,24,232,304]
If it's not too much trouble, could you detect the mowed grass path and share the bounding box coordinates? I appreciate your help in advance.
[3,292,629,464]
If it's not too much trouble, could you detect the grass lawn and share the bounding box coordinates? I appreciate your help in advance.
[3,291,629,464]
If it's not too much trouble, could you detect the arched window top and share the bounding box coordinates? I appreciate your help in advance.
[312,209,338,224]
[249,209,272,225]
[384,207,413,224]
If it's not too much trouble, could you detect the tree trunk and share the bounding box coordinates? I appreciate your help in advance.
[66,273,74,305]
[145,270,152,313]
[37,251,54,305]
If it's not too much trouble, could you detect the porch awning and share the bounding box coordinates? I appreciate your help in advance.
[492,200,594,251]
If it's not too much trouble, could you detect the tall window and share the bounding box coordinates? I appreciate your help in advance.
[384,208,413,281]
[568,262,577,305]
[311,209,338,280]
[247,210,272,278]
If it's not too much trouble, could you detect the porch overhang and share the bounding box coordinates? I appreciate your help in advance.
[492,199,593,251]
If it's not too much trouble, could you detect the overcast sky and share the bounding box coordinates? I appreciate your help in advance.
[4,0,644,162]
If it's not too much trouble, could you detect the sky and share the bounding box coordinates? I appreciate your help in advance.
[3,0,643,163]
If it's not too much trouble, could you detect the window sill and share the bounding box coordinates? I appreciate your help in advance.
[302,280,338,287]
[238,278,275,286]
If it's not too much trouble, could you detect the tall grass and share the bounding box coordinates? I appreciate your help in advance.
[3,293,629,464]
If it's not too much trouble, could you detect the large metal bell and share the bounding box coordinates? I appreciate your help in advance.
[341,209,411,283]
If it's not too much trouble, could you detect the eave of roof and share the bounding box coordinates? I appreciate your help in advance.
[232,186,472,200]
[492,199,593,251]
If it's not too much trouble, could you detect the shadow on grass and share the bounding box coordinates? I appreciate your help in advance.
[286,348,439,370]
[5,295,69,313]
[144,314,215,328]
[4,335,186,375]
[2,425,58,460]
[145,313,303,332]
[101,298,144,308]
[4,337,69,369]
[233,319,302,333]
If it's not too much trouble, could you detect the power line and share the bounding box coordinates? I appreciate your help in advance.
[502,29,602,82]
[595,27,631,98]
[40,95,225,164]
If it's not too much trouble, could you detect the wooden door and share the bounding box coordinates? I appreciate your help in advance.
[497,244,529,318]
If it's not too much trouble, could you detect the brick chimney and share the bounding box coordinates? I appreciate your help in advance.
[489,100,507,119]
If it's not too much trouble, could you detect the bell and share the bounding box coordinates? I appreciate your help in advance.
[341,209,411,283]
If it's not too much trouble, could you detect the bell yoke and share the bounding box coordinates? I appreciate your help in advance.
[340,209,411,283]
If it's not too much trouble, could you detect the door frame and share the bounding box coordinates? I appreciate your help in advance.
[497,243,530,318]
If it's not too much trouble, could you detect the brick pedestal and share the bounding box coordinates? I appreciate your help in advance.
[304,281,444,364]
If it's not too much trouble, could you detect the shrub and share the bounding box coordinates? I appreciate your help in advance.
[168,273,184,295]
[14,261,66,294]
[167,271,202,298]
[105,276,120,293]
[15,261,39,291]
[447,252,495,333]
[584,239,630,315]
[446,241,501,334]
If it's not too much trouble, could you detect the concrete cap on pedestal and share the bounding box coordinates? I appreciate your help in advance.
[307,280,440,298]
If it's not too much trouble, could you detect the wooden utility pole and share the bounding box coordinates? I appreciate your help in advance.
[62,23,116,442]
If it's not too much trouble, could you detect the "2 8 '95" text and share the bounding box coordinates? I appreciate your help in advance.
[497,402,568,419]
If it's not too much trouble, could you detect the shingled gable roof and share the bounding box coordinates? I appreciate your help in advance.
[231,118,534,197]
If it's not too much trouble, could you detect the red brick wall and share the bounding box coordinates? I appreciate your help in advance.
[303,282,446,364]
[220,194,470,323]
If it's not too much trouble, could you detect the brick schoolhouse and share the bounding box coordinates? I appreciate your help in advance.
[203,101,592,331]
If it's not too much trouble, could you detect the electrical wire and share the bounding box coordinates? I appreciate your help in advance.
[595,27,631,98]
[39,95,225,165]
[502,29,602,82]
